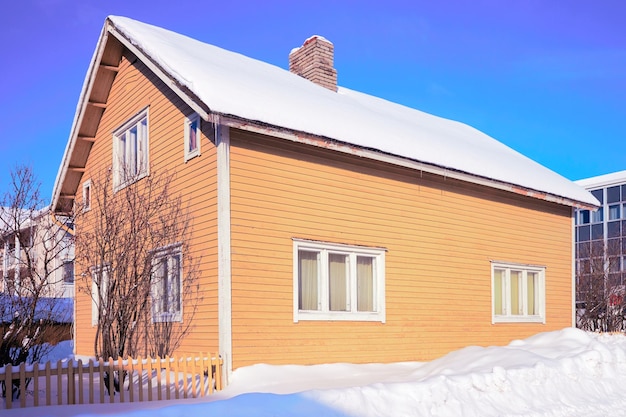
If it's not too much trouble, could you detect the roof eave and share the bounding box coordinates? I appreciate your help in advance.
[51,20,113,214]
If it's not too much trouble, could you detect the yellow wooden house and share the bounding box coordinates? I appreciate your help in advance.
[51,16,598,381]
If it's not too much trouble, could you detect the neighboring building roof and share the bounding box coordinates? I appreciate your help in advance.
[52,16,599,210]
[575,170,626,190]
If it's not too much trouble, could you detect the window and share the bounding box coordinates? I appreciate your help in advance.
[609,204,621,220]
[82,180,92,211]
[184,113,201,161]
[151,244,182,322]
[492,262,545,323]
[607,186,621,204]
[293,239,385,322]
[91,265,110,326]
[62,260,74,284]
[578,210,590,225]
[591,207,603,223]
[113,108,149,190]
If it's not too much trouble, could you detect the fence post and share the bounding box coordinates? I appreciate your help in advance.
[107,357,115,403]
[19,362,26,408]
[165,355,171,401]
[45,361,52,406]
[77,359,84,405]
[5,364,12,410]
[67,359,75,405]
[33,362,40,407]
[117,357,124,403]
[215,354,222,391]
[146,355,153,402]
[155,356,162,401]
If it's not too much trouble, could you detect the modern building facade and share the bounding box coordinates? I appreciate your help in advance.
[575,171,626,325]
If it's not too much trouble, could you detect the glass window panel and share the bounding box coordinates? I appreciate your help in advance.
[328,253,348,311]
[527,272,537,315]
[591,224,603,240]
[356,256,374,312]
[591,189,604,204]
[189,119,198,152]
[63,261,74,284]
[608,238,621,256]
[622,185,626,202]
[298,250,319,310]
[591,208,603,223]
[609,205,621,220]
[609,257,621,273]
[579,210,590,225]
[170,253,181,314]
[577,225,590,242]
[607,186,620,203]
[494,269,503,315]
[608,221,621,238]
[510,271,522,315]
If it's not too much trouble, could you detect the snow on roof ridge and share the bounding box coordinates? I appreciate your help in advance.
[107,15,597,207]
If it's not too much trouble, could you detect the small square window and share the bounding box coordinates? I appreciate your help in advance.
[184,114,201,161]
[294,239,386,322]
[608,221,621,238]
[492,261,545,323]
[607,186,621,204]
[576,225,590,242]
[578,210,590,225]
[82,180,92,211]
[591,208,603,223]
[62,260,74,284]
[609,204,621,221]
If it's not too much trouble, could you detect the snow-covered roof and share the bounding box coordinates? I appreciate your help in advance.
[575,170,626,190]
[52,16,599,209]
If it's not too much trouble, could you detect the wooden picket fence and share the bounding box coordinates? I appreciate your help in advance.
[0,353,222,410]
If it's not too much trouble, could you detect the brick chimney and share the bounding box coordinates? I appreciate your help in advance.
[289,35,337,91]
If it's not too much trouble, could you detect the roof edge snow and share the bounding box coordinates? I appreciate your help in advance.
[51,16,599,213]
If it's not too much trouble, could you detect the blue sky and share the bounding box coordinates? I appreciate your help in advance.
[1,0,624,204]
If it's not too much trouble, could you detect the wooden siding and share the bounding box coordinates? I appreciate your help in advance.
[73,51,219,358]
[229,130,574,369]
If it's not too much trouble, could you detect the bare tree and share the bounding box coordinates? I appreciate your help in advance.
[576,238,626,332]
[0,166,73,399]
[74,167,200,369]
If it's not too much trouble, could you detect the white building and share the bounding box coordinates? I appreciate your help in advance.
[1,207,74,300]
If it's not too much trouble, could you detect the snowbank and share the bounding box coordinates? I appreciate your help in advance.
[8,329,626,417]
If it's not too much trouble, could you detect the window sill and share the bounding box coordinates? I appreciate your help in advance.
[295,310,385,323]
[492,315,545,324]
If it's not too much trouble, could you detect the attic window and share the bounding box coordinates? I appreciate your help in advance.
[184,113,201,161]
[113,108,149,190]
[82,179,92,211]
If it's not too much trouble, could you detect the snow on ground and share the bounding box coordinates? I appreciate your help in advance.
[10,328,626,417]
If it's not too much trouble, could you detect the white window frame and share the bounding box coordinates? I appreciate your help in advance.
[91,265,110,326]
[184,113,201,161]
[82,179,92,212]
[491,261,546,324]
[112,108,149,191]
[150,244,183,323]
[293,239,386,323]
